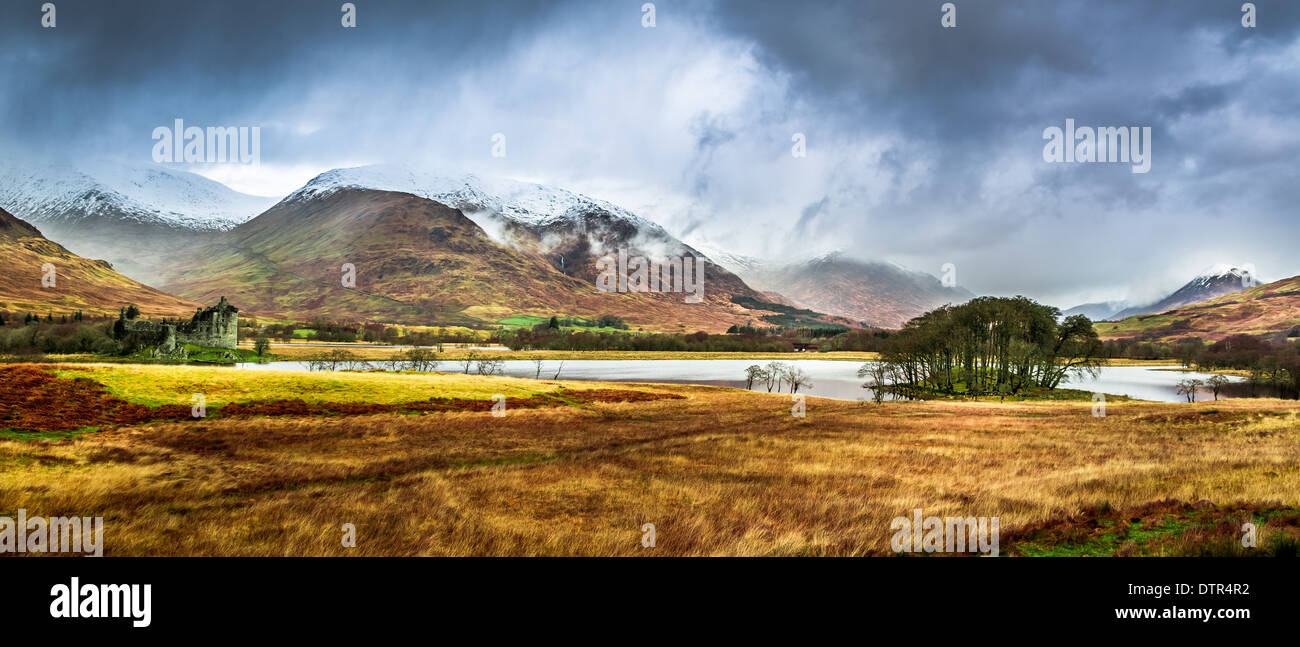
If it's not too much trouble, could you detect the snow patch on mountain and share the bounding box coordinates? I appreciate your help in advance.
[0,159,277,231]
[1191,263,1256,284]
[284,164,676,240]
[686,239,771,276]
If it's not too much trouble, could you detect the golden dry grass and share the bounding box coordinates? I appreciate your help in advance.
[2,373,1297,556]
[49,362,611,407]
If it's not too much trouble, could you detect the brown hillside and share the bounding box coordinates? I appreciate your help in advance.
[1097,275,1300,342]
[156,190,825,332]
[0,207,200,318]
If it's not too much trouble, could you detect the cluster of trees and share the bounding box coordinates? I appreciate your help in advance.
[0,319,121,355]
[870,296,1103,396]
[1182,335,1300,399]
[1175,375,1232,403]
[256,320,483,346]
[742,361,813,393]
[533,315,628,330]
[302,348,512,376]
[817,328,893,352]
[1098,337,1202,361]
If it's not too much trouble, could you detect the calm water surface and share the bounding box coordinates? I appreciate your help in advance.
[235,359,1242,403]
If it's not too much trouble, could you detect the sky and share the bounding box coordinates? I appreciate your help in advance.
[2,0,1299,309]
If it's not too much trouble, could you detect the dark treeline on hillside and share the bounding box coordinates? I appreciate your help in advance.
[871,296,1103,396]
[252,320,482,345]
[498,327,794,352]
[497,316,893,351]
[0,310,95,327]
[239,316,890,351]
[1098,334,1299,399]
[1189,335,1299,399]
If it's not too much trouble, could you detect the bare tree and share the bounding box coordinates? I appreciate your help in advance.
[1175,378,1204,403]
[763,361,787,392]
[461,351,478,374]
[1207,374,1229,401]
[475,357,504,376]
[786,366,812,394]
[532,358,545,379]
[307,349,362,372]
[401,348,439,372]
[552,360,565,380]
[858,362,891,403]
[744,365,766,390]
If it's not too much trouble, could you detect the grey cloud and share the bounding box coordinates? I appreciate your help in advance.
[2,0,1299,309]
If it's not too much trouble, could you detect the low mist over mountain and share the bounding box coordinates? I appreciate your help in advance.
[0,159,277,284]
[0,207,200,318]
[695,245,972,328]
[1060,301,1129,322]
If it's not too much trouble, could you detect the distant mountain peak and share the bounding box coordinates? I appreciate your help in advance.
[1194,263,1248,280]
[0,158,277,231]
[1108,264,1255,320]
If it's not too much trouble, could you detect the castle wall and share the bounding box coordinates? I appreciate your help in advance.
[118,297,238,352]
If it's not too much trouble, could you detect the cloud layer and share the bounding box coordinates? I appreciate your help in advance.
[2,0,1298,308]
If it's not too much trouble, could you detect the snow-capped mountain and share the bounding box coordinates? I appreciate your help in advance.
[158,182,862,331]
[0,159,277,231]
[0,159,278,285]
[283,164,678,244]
[1109,264,1258,320]
[687,240,774,277]
[281,164,720,291]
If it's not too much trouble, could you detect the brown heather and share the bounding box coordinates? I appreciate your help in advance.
[2,385,1298,556]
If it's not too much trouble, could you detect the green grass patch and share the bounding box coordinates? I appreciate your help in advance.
[0,426,100,441]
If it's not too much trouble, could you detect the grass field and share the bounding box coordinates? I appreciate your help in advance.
[2,362,1297,556]
[50,363,574,407]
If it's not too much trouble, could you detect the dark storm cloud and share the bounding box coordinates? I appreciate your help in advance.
[698,0,1300,304]
[1,0,561,156]
[2,0,1299,306]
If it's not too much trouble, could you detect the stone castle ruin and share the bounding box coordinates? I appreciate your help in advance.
[116,297,239,356]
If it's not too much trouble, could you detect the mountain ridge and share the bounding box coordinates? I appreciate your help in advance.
[693,243,973,328]
[1097,273,1300,343]
[157,188,848,331]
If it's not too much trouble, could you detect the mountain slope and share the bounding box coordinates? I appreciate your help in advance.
[0,207,200,318]
[0,159,277,284]
[696,245,973,328]
[1110,265,1254,320]
[157,188,839,331]
[1097,274,1300,342]
[1061,301,1127,321]
[281,165,721,285]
